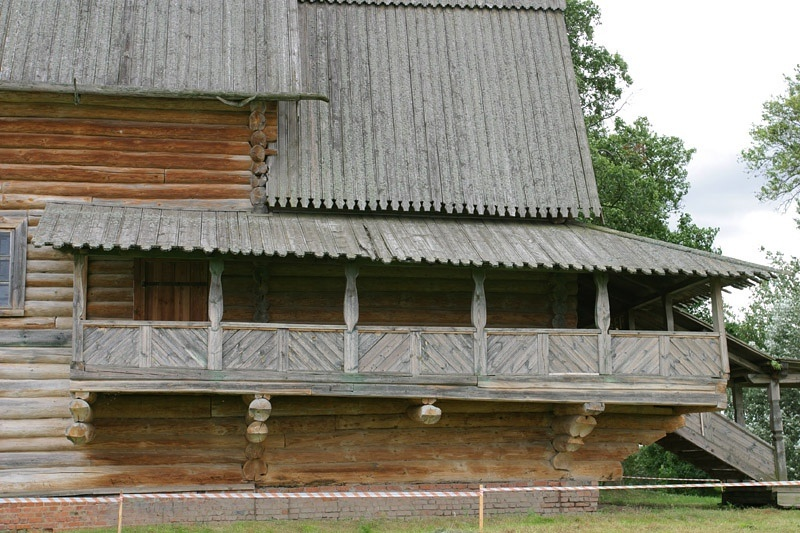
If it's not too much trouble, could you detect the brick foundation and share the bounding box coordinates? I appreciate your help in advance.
[0,482,598,532]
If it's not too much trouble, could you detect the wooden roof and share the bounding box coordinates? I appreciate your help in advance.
[0,0,322,100]
[268,0,598,217]
[302,0,565,8]
[34,202,774,286]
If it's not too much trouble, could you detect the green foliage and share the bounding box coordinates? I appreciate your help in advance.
[566,0,718,251]
[564,0,632,128]
[730,253,800,479]
[741,65,800,217]
[622,443,710,493]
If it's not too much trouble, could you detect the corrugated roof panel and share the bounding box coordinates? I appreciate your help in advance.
[33,203,776,288]
[272,1,599,217]
[0,0,323,99]
[302,0,565,9]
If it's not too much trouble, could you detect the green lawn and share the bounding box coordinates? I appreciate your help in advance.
[74,491,800,533]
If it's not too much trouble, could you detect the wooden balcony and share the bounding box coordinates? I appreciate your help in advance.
[71,320,729,407]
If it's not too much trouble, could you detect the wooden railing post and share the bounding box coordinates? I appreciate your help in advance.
[344,264,359,373]
[768,378,788,480]
[594,272,611,374]
[208,258,224,371]
[472,270,487,375]
[710,278,730,377]
[72,253,88,366]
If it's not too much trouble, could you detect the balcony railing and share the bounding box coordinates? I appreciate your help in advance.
[76,320,725,378]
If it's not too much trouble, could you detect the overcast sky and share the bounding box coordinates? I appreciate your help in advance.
[590,0,800,310]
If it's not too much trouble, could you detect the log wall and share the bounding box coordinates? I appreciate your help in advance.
[0,393,681,495]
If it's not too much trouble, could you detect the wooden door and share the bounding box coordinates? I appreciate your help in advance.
[134,260,209,321]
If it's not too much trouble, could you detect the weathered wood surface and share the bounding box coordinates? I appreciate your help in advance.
[0,394,679,495]
[675,412,776,482]
[0,93,273,213]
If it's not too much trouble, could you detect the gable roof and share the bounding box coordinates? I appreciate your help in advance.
[0,0,323,100]
[34,202,774,287]
[268,0,598,217]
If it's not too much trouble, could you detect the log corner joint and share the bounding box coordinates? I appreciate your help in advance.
[550,402,605,471]
[66,391,97,446]
[407,398,442,425]
[243,394,271,483]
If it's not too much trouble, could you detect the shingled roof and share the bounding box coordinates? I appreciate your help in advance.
[0,0,323,100]
[268,0,598,217]
[34,202,775,287]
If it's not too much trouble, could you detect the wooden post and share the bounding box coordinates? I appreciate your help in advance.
[253,264,270,322]
[208,258,224,371]
[710,279,730,377]
[594,272,611,374]
[732,383,745,426]
[72,253,88,366]
[663,294,674,331]
[472,270,487,375]
[478,484,484,532]
[768,378,788,481]
[117,492,124,533]
[344,264,359,373]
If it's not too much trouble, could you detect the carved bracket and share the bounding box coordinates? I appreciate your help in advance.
[66,391,97,446]
[242,394,271,482]
[407,398,442,425]
[550,402,604,470]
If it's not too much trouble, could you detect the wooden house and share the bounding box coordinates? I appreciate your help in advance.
[0,0,776,520]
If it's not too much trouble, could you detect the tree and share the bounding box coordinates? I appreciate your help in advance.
[741,66,800,217]
[730,253,800,479]
[565,0,719,252]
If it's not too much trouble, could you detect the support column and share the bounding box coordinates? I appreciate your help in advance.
[472,270,487,375]
[663,294,674,332]
[594,272,611,374]
[344,264,359,373]
[768,379,788,481]
[208,258,224,371]
[732,383,745,426]
[710,278,730,377]
[72,254,88,368]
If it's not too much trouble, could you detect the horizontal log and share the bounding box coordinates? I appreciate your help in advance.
[21,301,72,318]
[0,378,70,397]
[25,287,74,301]
[265,459,563,485]
[165,169,251,184]
[0,149,251,171]
[0,102,250,126]
[334,411,552,431]
[0,464,243,495]
[0,133,249,155]
[4,181,251,199]
[0,116,255,141]
[26,273,73,288]
[0,346,71,364]
[0,397,71,419]
[92,394,214,419]
[26,245,69,260]
[88,259,135,273]
[0,317,56,328]
[0,363,69,380]
[86,302,134,319]
[0,194,92,210]
[0,329,71,347]
[87,287,134,302]
[0,418,72,439]
[0,437,74,453]
[597,414,685,433]
[27,259,73,274]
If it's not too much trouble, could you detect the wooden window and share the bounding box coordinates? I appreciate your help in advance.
[134,260,209,321]
[0,213,27,316]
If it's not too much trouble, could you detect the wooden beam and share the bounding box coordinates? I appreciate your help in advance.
[595,272,611,375]
[472,270,487,375]
[72,253,88,365]
[208,258,224,371]
[344,264,359,373]
[711,279,730,377]
[732,383,745,426]
[663,294,674,332]
[768,379,788,481]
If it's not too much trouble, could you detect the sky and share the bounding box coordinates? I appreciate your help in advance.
[590,0,800,311]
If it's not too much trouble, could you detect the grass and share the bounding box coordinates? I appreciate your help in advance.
[72,491,800,533]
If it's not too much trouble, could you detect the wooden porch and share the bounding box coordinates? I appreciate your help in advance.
[71,319,728,405]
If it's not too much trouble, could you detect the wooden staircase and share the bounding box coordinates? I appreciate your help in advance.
[658,412,778,506]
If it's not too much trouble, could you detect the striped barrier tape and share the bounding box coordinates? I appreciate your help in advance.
[622,476,720,482]
[3,480,800,505]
